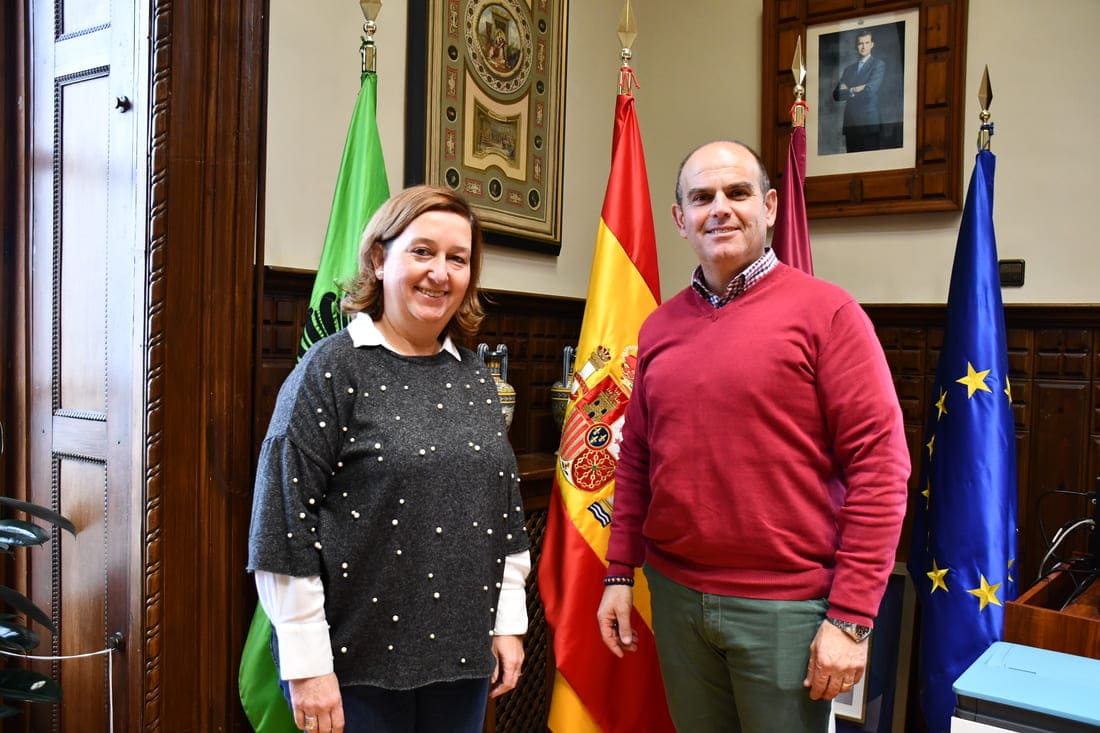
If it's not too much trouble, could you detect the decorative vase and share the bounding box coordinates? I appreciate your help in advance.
[550,345,576,431]
[477,342,516,431]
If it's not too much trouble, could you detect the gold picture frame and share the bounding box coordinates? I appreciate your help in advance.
[761,0,969,219]
[405,0,569,255]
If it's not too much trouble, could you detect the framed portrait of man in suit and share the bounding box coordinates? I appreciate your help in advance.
[760,0,969,218]
[807,8,918,177]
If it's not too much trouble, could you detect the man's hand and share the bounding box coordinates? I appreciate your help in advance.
[489,634,525,698]
[803,620,868,701]
[288,673,344,733]
[597,585,638,658]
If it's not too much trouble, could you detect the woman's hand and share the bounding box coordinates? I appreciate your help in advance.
[288,673,344,733]
[489,634,525,698]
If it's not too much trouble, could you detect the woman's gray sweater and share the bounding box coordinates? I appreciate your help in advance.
[248,331,529,689]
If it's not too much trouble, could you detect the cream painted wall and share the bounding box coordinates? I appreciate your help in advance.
[264,0,615,300]
[265,0,1099,305]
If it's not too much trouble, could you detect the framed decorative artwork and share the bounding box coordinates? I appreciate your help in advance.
[761,1,969,218]
[405,0,569,255]
[836,563,917,732]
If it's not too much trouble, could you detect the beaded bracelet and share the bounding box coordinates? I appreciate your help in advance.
[603,575,635,587]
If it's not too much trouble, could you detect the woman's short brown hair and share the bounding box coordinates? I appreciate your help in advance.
[341,185,485,342]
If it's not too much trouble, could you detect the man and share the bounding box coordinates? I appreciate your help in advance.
[596,141,909,732]
[832,31,886,152]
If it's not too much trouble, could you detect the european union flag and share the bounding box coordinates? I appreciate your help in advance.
[907,148,1018,733]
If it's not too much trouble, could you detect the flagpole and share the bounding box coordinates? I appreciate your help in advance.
[360,0,380,74]
[790,36,807,128]
[617,0,638,97]
[977,65,993,152]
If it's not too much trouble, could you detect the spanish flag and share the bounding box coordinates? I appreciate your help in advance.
[538,87,673,732]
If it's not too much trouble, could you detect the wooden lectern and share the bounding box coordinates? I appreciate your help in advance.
[1004,565,1100,660]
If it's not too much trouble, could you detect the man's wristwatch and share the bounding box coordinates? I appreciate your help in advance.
[825,617,872,643]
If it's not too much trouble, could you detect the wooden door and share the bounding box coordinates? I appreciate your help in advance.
[22,1,147,729]
[8,0,272,729]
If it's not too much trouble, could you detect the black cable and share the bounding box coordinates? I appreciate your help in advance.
[1057,571,1097,612]
[1034,518,1095,584]
[1035,488,1093,548]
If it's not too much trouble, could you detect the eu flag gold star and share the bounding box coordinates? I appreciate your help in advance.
[1004,376,1013,402]
[967,574,1003,610]
[926,433,935,460]
[927,560,949,593]
[957,362,993,398]
[935,388,948,419]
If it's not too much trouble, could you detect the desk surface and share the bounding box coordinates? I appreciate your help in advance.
[516,452,556,482]
[515,452,555,509]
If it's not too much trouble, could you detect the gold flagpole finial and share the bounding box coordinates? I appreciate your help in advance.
[789,36,808,127]
[617,0,640,95]
[977,65,993,151]
[360,0,382,74]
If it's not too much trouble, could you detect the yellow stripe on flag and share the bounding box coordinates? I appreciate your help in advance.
[548,673,603,733]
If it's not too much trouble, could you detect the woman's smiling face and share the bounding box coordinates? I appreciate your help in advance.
[373,209,472,343]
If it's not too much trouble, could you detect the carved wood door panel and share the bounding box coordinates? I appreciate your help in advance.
[24,1,145,730]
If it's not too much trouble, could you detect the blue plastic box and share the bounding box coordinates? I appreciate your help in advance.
[953,642,1100,731]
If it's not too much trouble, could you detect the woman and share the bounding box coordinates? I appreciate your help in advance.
[248,185,531,733]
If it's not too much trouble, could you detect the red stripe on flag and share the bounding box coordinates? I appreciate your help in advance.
[599,96,661,304]
[541,483,675,732]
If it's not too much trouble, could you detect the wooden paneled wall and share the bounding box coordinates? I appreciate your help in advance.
[869,305,1100,586]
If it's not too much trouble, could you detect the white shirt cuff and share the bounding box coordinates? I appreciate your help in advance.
[493,550,531,636]
[254,570,334,680]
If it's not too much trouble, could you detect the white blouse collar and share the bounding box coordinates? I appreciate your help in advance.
[347,312,461,361]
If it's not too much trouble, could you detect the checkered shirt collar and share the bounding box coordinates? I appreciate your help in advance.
[690,248,778,308]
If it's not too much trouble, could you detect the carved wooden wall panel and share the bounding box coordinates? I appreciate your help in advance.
[474,292,585,456]
[868,306,1100,587]
[153,1,267,729]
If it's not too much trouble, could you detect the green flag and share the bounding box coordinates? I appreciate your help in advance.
[299,69,391,357]
[239,69,390,732]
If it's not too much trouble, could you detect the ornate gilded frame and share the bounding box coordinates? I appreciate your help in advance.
[406,0,568,255]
